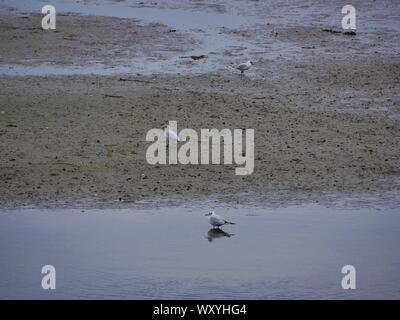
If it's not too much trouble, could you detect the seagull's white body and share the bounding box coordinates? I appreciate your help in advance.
[237,60,253,74]
[205,211,235,228]
[164,125,180,141]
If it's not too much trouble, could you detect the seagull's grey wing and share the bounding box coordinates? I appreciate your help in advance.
[167,129,180,141]
[237,63,247,70]
[210,216,224,226]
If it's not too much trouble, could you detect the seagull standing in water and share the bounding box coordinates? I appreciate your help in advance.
[236,60,254,75]
[205,211,235,228]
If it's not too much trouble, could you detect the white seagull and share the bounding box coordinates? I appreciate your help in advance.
[163,123,180,142]
[236,60,254,75]
[205,211,235,228]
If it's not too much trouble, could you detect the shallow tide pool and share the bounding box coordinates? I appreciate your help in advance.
[0,203,399,299]
[0,0,260,76]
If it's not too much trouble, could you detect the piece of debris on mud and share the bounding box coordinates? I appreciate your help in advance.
[322,28,356,35]
[104,94,124,98]
[322,28,342,34]
[343,30,357,35]
[118,78,152,83]
[180,55,208,60]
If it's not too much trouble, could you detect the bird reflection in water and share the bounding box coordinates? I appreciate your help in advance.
[206,228,234,242]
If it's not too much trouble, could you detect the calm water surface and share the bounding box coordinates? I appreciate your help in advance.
[0,203,399,299]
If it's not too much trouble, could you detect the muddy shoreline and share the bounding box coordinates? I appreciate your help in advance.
[1,1,400,208]
[1,71,399,208]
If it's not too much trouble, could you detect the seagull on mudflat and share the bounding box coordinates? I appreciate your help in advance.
[163,123,180,142]
[205,211,235,228]
[236,60,254,75]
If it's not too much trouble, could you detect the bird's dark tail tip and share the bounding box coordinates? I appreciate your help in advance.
[225,221,236,225]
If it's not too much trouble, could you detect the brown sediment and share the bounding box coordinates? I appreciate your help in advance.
[0,1,399,208]
[1,68,399,208]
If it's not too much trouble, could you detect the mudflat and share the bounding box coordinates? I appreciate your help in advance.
[1,69,399,207]
[0,0,399,208]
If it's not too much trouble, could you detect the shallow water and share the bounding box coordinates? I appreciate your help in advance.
[0,203,399,299]
[0,0,261,76]
[1,0,399,77]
